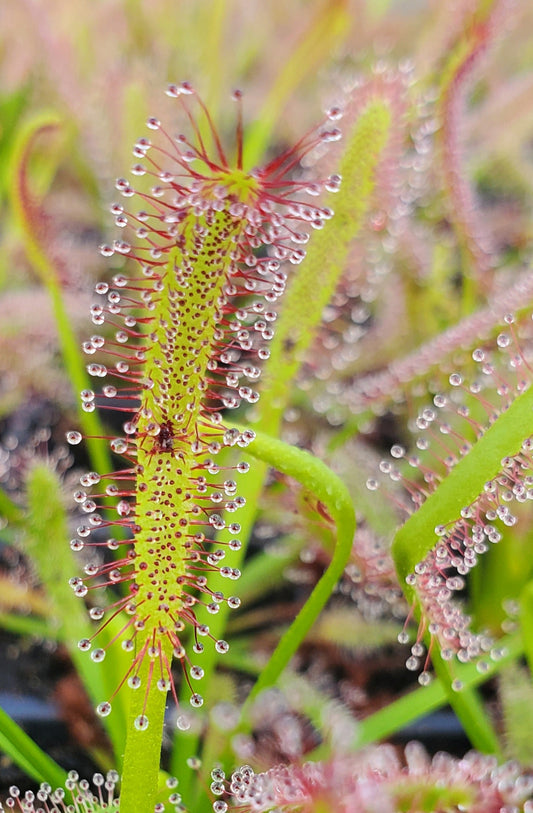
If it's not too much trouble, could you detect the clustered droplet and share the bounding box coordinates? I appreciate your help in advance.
[0,772,187,812]
[224,745,533,811]
[0,771,121,812]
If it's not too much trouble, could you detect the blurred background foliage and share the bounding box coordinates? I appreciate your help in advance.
[1,0,533,421]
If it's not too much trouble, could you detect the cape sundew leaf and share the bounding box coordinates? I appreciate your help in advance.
[66,82,340,720]
[259,98,392,433]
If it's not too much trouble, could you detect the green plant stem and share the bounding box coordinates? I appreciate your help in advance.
[119,638,173,813]
[238,429,356,706]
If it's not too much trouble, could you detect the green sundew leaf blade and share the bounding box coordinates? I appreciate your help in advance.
[258,99,392,437]
[390,384,533,752]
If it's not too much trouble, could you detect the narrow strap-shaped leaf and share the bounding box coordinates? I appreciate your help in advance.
[258,98,392,437]
[243,0,350,168]
[0,704,67,791]
[119,639,174,813]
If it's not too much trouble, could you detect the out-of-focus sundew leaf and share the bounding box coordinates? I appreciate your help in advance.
[9,115,112,479]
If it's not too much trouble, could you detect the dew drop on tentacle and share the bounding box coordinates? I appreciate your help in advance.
[134,714,149,731]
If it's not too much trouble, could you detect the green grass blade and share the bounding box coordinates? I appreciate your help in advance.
[242,0,350,168]
[0,704,67,790]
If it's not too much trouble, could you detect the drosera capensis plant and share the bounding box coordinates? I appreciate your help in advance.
[63,81,352,812]
[4,2,533,810]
